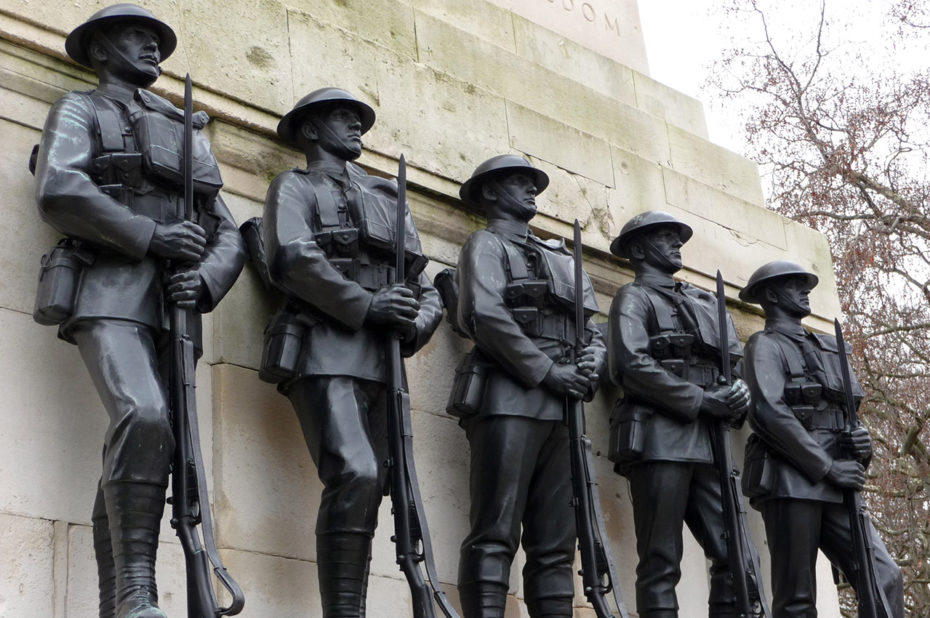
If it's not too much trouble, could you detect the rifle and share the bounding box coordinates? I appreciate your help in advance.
[833,319,894,618]
[168,74,245,617]
[386,155,459,618]
[567,220,629,618]
[711,270,769,618]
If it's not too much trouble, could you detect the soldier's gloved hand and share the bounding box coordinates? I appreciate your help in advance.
[700,380,748,421]
[543,362,589,400]
[841,426,873,462]
[576,347,600,381]
[367,284,420,331]
[825,459,866,490]
[167,269,204,308]
[150,221,206,261]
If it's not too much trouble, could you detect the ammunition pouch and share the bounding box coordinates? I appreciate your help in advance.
[504,280,549,308]
[742,433,774,498]
[658,357,718,388]
[91,152,145,188]
[315,228,360,258]
[511,307,578,343]
[650,332,694,360]
[129,107,222,194]
[446,351,488,418]
[259,310,312,384]
[784,378,822,406]
[608,400,650,464]
[33,239,94,326]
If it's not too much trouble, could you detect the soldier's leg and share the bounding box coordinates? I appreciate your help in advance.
[684,462,748,617]
[73,320,173,618]
[458,416,547,618]
[759,498,822,618]
[288,376,385,618]
[820,501,904,618]
[521,422,575,618]
[627,461,693,617]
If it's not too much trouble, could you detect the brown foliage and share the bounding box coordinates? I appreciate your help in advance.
[710,0,930,614]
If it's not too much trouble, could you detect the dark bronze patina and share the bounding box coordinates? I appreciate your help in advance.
[32,5,245,617]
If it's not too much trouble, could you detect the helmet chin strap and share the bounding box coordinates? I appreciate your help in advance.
[772,287,812,318]
[311,115,362,161]
[96,32,161,83]
[640,237,679,273]
[485,178,534,222]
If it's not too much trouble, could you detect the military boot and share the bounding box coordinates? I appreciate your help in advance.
[525,595,573,617]
[317,532,372,617]
[458,581,508,618]
[104,482,167,618]
[92,486,117,618]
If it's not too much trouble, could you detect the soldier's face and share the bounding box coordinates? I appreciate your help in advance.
[770,276,812,317]
[639,225,683,273]
[490,172,538,221]
[315,105,364,160]
[97,22,161,85]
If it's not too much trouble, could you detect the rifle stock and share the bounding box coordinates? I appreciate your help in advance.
[386,155,459,618]
[712,271,769,618]
[168,74,244,617]
[568,220,629,618]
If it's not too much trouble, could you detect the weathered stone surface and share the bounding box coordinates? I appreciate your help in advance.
[484,0,649,74]
[0,512,54,618]
[667,124,766,207]
[177,0,292,114]
[410,0,518,52]
[507,102,614,186]
[511,14,637,108]
[632,70,709,138]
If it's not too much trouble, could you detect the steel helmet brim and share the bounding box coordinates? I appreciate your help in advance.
[459,154,550,206]
[65,3,177,68]
[609,210,693,259]
[739,260,819,304]
[277,87,376,148]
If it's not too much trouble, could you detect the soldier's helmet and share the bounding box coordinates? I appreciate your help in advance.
[609,210,693,259]
[65,3,177,69]
[739,260,819,304]
[459,154,550,206]
[276,88,376,148]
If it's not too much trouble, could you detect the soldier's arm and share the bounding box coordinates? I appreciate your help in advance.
[263,172,373,330]
[744,334,834,483]
[458,231,553,388]
[608,286,704,422]
[192,194,246,312]
[400,270,443,357]
[35,93,155,258]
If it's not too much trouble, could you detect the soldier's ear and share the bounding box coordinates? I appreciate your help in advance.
[88,37,109,66]
[481,182,498,203]
[763,286,779,304]
[628,240,646,261]
[301,118,318,142]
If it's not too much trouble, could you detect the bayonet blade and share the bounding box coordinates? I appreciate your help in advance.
[396,155,407,281]
[716,270,731,385]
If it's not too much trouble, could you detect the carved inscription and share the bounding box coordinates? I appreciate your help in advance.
[545,0,622,37]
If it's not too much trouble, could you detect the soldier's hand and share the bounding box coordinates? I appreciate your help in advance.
[167,269,203,308]
[841,427,873,461]
[150,221,207,261]
[726,379,751,414]
[543,362,589,400]
[825,459,866,490]
[576,348,600,386]
[700,382,745,421]
[367,284,420,330]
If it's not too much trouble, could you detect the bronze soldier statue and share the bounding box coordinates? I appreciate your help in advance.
[260,88,443,617]
[449,155,606,617]
[606,211,763,618]
[739,261,904,617]
[32,5,245,617]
